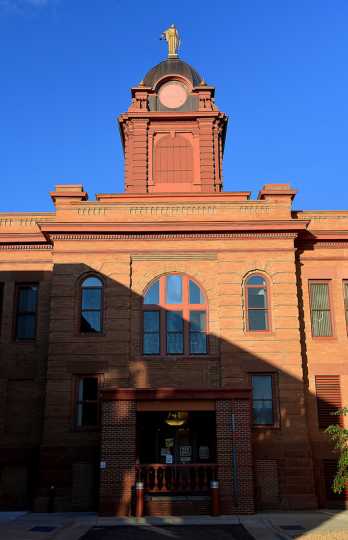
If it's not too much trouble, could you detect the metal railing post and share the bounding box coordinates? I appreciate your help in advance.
[135,481,144,517]
[210,480,220,516]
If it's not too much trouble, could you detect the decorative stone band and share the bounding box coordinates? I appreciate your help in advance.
[0,243,52,250]
[316,241,348,247]
[0,216,53,227]
[132,252,217,260]
[2,237,348,250]
[300,241,348,249]
[48,232,299,241]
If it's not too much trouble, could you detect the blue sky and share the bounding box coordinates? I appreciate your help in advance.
[0,0,347,212]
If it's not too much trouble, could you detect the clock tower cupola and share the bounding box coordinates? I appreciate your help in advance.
[119,26,228,194]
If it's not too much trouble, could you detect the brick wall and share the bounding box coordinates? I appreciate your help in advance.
[99,399,136,516]
[216,399,254,514]
[0,268,52,509]
[255,460,280,509]
[1,198,347,514]
[297,247,348,507]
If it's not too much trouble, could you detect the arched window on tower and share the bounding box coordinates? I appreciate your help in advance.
[143,274,207,355]
[245,274,270,332]
[80,276,103,333]
[154,134,193,185]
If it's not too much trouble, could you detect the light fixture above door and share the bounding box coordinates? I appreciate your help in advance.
[165,411,188,427]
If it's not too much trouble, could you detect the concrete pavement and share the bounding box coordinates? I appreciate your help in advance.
[0,510,347,539]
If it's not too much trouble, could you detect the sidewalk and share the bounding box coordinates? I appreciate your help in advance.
[241,511,348,539]
[0,510,347,540]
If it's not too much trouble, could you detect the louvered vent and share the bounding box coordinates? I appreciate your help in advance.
[315,375,342,429]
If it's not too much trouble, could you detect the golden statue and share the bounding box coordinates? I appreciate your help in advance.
[161,24,180,58]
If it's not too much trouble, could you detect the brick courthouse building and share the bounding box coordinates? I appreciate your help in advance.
[0,33,347,515]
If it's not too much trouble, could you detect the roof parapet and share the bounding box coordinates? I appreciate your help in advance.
[258,183,297,204]
[50,184,88,206]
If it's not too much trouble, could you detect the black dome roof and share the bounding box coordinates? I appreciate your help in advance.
[143,58,202,88]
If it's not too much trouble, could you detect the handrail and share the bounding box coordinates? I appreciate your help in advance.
[135,463,218,493]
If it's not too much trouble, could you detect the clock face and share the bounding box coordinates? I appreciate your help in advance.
[158,82,188,109]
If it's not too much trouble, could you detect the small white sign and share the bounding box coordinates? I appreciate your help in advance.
[180,445,192,458]
[165,454,173,464]
[160,448,168,457]
[100,461,107,469]
[199,446,210,460]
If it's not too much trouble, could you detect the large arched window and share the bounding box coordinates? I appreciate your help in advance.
[245,274,270,332]
[80,276,103,333]
[143,274,207,355]
[154,135,193,184]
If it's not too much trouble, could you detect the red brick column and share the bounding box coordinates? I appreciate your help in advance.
[99,399,136,516]
[127,119,149,192]
[198,118,216,192]
[216,399,255,514]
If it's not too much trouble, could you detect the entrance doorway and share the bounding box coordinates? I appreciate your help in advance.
[137,411,216,465]
[136,411,217,495]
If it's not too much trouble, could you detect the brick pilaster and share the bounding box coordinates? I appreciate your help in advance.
[198,119,215,192]
[99,399,136,516]
[127,119,149,193]
[216,399,254,514]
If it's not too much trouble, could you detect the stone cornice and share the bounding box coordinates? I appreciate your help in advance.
[95,191,252,202]
[119,110,226,121]
[0,233,48,243]
[308,230,348,240]
[38,219,308,239]
[297,231,348,249]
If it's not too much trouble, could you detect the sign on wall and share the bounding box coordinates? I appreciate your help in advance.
[199,446,210,460]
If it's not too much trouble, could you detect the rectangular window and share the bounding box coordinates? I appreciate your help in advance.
[143,311,160,355]
[251,374,275,426]
[15,283,38,340]
[315,375,342,429]
[344,281,348,333]
[189,311,207,354]
[75,376,99,428]
[309,281,333,337]
[166,311,183,354]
